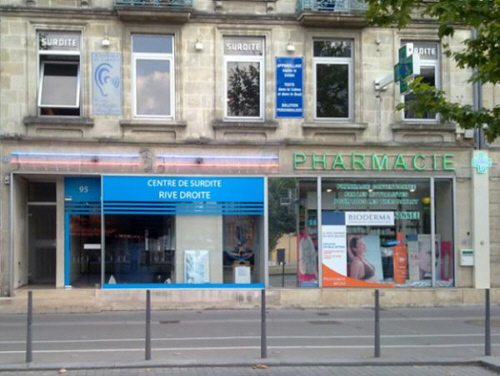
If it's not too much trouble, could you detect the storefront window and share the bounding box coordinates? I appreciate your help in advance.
[69,214,101,287]
[223,216,262,284]
[320,178,453,287]
[101,176,264,287]
[435,179,454,286]
[104,215,174,284]
[268,178,318,288]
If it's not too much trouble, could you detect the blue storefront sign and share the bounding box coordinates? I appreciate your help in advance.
[276,57,304,118]
[65,177,101,202]
[103,176,264,203]
[92,52,122,115]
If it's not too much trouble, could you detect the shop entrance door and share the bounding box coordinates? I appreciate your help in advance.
[28,205,56,285]
[67,214,102,287]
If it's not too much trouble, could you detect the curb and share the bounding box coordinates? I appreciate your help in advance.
[0,358,492,372]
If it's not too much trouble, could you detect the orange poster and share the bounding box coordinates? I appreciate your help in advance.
[393,232,408,284]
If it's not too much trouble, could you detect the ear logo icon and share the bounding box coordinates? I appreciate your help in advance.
[95,62,120,97]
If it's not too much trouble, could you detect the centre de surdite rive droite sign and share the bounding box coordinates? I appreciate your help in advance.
[293,153,455,171]
[102,176,264,203]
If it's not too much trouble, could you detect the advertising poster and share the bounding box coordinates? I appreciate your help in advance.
[297,229,318,287]
[440,241,453,281]
[184,250,210,284]
[322,211,393,288]
[347,235,384,283]
[417,234,441,280]
[276,57,303,118]
[92,52,122,115]
[408,240,420,282]
[392,232,408,284]
[322,212,347,287]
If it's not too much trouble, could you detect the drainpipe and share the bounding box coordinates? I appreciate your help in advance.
[472,27,484,150]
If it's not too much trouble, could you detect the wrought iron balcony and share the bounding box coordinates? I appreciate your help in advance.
[296,0,367,26]
[297,0,367,13]
[114,0,193,22]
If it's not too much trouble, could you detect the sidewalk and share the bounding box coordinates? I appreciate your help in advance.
[1,358,500,376]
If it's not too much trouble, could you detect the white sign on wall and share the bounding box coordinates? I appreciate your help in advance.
[322,224,347,276]
[184,250,210,284]
[345,212,395,226]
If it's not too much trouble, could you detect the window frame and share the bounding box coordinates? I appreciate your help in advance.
[402,41,440,122]
[131,34,175,120]
[38,60,81,109]
[223,38,265,122]
[313,40,354,122]
[37,31,82,116]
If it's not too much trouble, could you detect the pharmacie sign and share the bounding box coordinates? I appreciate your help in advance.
[293,153,454,171]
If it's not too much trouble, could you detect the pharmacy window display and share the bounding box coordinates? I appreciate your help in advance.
[267,178,319,288]
[320,179,454,287]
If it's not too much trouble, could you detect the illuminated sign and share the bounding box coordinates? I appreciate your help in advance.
[293,153,454,171]
[472,151,492,174]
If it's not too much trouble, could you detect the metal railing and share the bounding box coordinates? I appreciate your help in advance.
[22,289,494,364]
[297,0,368,13]
[115,0,193,8]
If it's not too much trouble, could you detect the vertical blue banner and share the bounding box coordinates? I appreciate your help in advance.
[92,52,122,115]
[276,57,304,118]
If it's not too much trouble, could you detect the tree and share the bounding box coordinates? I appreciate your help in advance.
[268,179,297,253]
[227,63,260,117]
[365,0,500,142]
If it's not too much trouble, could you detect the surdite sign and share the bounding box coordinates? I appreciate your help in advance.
[38,31,80,52]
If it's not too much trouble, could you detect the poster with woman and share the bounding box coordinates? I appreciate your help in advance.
[347,235,384,283]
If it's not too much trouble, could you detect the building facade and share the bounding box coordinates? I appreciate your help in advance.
[0,0,498,309]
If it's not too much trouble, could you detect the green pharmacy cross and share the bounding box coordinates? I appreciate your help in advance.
[394,43,420,94]
[374,43,420,94]
[472,151,493,174]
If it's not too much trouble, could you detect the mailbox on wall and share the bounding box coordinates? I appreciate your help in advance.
[460,249,474,266]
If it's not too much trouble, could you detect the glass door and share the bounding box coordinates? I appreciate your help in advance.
[28,205,56,285]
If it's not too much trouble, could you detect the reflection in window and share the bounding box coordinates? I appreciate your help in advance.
[69,214,102,287]
[320,178,454,287]
[268,178,318,288]
[224,36,264,120]
[223,216,261,284]
[403,41,439,120]
[226,62,261,117]
[132,35,174,118]
[313,40,353,120]
[104,215,175,284]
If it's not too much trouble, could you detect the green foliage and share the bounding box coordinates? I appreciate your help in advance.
[365,0,500,141]
[227,63,260,117]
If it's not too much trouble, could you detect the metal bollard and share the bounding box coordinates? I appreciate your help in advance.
[145,290,151,361]
[26,291,33,363]
[282,262,285,288]
[374,289,380,358]
[485,288,491,356]
[261,289,267,359]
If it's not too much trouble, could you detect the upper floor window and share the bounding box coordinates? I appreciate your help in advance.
[313,40,353,121]
[132,35,174,119]
[403,41,440,120]
[38,31,81,116]
[224,36,265,121]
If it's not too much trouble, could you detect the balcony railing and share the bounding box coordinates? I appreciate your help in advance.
[115,0,193,9]
[297,0,367,13]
